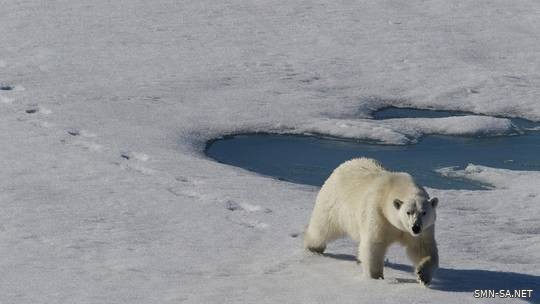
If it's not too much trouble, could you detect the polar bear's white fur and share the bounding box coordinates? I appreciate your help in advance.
[304,158,439,285]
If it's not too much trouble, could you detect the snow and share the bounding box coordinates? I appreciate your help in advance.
[1,0,540,303]
[298,115,518,144]
[437,164,540,191]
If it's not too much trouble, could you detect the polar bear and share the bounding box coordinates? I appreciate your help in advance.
[304,158,439,285]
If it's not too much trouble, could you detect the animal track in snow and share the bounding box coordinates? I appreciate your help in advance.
[238,202,262,212]
[263,261,291,275]
[175,176,190,183]
[165,176,207,199]
[0,84,24,91]
[224,200,271,213]
[227,217,269,229]
[119,164,155,175]
[24,105,51,115]
[225,200,243,211]
[117,159,155,175]
[174,175,205,186]
[224,200,270,230]
[25,107,38,114]
[73,140,103,152]
[120,151,149,161]
[66,128,96,137]
[66,128,81,136]
[62,128,102,155]
[298,75,321,84]
[166,186,200,199]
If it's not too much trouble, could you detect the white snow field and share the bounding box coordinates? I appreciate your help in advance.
[1,0,540,303]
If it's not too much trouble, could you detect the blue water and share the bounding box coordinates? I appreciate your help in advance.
[372,107,471,119]
[205,108,540,190]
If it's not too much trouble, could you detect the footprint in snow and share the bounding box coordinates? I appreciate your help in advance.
[298,75,321,84]
[0,84,24,91]
[120,151,149,161]
[72,140,103,152]
[175,176,190,183]
[61,127,93,141]
[25,107,38,114]
[66,128,97,137]
[228,217,269,229]
[264,261,290,275]
[25,105,51,115]
[62,129,102,153]
[66,128,81,136]
[167,177,207,199]
[166,186,200,199]
[225,200,243,211]
[117,161,155,175]
[224,200,270,229]
[224,200,271,213]
[116,151,154,174]
[175,176,206,186]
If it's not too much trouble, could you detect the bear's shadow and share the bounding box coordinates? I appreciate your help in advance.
[323,253,539,303]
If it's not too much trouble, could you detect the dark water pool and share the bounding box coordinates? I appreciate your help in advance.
[205,108,540,190]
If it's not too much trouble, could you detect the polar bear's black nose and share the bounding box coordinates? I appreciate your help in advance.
[412,225,421,234]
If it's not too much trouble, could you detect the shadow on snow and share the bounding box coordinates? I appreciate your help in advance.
[324,253,539,303]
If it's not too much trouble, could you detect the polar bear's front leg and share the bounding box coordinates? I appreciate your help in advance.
[406,241,439,285]
[416,255,437,286]
[358,241,387,279]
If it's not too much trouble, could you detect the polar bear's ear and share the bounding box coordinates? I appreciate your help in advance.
[393,199,403,210]
[430,197,439,208]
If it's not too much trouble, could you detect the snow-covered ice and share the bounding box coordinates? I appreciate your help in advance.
[298,115,518,144]
[1,0,539,303]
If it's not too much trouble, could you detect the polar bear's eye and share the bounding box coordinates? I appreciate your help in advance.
[406,211,412,215]
[422,211,426,215]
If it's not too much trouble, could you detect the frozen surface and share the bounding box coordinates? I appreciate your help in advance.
[298,115,518,144]
[1,0,540,303]
[438,164,540,190]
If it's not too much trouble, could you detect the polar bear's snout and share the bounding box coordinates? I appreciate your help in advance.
[409,216,423,236]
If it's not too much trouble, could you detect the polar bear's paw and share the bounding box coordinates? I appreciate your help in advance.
[416,257,434,286]
[306,245,326,254]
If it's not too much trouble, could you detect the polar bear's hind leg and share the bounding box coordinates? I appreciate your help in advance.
[304,212,343,254]
[304,223,329,254]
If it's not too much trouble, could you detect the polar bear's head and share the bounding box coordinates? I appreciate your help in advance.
[392,194,438,237]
